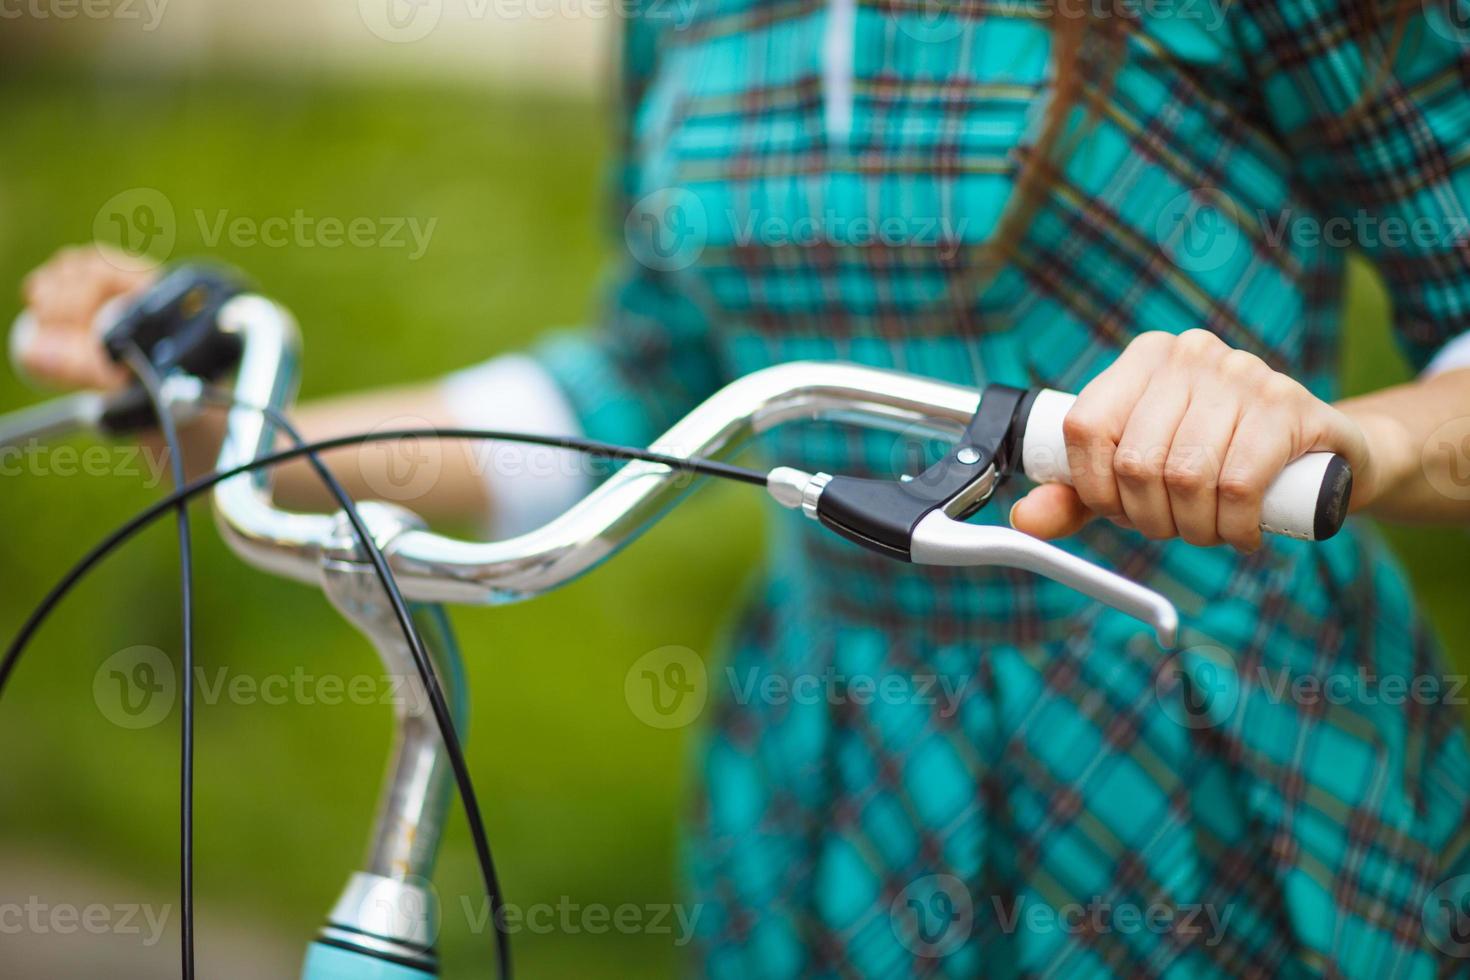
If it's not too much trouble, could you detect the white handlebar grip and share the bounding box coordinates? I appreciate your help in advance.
[1016,388,1353,541]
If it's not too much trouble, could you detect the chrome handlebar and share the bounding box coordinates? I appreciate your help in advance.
[211,295,1179,644]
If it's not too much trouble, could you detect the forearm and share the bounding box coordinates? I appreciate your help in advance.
[150,382,494,527]
[1337,366,1470,524]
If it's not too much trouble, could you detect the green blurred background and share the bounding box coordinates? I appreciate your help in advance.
[0,26,1466,980]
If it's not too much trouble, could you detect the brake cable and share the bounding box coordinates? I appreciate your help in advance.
[0,417,766,977]
[118,346,199,980]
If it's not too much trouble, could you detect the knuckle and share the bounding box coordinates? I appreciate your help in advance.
[1217,471,1259,505]
[1062,408,1106,446]
[1132,330,1175,352]
[1219,347,1265,381]
[1163,455,1209,494]
[1255,373,1301,405]
[1113,446,1164,483]
[1172,328,1220,361]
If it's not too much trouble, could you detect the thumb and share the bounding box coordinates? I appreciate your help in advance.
[1008,483,1095,539]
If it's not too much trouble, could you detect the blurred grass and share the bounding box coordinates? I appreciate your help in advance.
[0,71,1464,979]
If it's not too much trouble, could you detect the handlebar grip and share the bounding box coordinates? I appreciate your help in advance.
[1014,389,1353,541]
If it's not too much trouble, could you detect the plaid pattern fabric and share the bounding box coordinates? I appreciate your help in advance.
[528,0,1470,974]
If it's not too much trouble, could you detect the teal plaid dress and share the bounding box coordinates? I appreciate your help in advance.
[530,0,1470,974]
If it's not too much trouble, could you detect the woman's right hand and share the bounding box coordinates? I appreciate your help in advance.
[13,243,159,391]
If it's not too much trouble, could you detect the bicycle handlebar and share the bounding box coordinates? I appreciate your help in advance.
[6,289,1356,646]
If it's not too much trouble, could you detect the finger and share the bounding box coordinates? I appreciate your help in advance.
[1114,376,1191,539]
[21,328,126,390]
[1163,393,1240,547]
[1009,483,1095,539]
[1064,332,1174,521]
[1216,402,1297,551]
[52,329,128,389]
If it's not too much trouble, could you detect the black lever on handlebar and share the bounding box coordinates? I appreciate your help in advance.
[813,384,1035,559]
[97,262,248,434]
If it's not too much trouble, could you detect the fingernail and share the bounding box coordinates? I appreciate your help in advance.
[1008,500,1022,528]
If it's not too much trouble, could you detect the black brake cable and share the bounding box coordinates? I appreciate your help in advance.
[0,418,766,976]
[117,347,197,980]
[195,391,514,979]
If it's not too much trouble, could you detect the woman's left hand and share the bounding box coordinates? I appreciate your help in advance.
[1008,329,1375,551]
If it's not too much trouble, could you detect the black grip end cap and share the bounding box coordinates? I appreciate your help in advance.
[1313,455,1354,541]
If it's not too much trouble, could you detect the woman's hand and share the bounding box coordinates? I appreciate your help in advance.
[1009,329,1375,552]
[12,243,158,390]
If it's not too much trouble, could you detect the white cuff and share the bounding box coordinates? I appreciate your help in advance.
[1424,330,1470,378]
[440,353,593,540]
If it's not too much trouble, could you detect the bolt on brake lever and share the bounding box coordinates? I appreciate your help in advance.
[765,384,1179,647]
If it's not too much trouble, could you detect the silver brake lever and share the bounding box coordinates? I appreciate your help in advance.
[768,466,1179,647]
[909,511,1177,646]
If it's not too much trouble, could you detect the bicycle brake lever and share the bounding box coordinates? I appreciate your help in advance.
[909,512,1178,646]
[764,380,1180,646]
[768,466,1178,646]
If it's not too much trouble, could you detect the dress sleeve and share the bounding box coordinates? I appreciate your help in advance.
[530,11,723,449]
[1232,0,1470,371]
